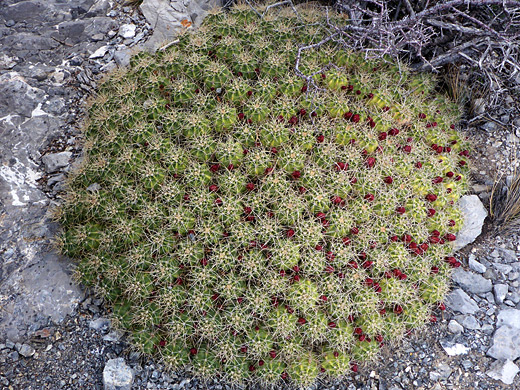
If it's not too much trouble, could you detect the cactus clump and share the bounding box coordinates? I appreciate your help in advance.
[59,2,470,387]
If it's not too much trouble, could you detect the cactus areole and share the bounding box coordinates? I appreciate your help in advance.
[60,3,470,387]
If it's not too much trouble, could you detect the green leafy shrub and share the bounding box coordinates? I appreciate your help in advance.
[58,2,470,387]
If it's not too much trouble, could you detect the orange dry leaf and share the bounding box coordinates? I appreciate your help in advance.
[181,19,192,28]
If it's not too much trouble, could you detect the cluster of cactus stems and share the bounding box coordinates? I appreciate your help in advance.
[57,2,471,387]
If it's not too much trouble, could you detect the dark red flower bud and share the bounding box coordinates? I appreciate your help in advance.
[426,194,437,202]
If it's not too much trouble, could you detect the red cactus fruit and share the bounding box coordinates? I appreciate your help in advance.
[396,207,406,214]
[388,128,399,136]
[403,145,412,153]
[394,305,403,314]
[190,348,198,355]
[348,260,358,269]
[246,183,255,191]
[328,321,337,328]
[315,244,323,251]
[320,295,328,301]
[344,111,353,120]
[364,194,375,202]
[350,227,359,235]
[316,134,325,143]
[351,114,360,123]
[362,260,373,269]
[286,229,295,238]
[431,266,439,274]
[427,208,436,217]
[354,327,363,335]
[444,233,456,241]
[366,157,376,168]
[425,194,437,202]
[297,317,306,325]
[342,237,351,245]
[384,176,393,184]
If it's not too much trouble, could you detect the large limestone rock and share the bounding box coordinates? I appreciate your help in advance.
[140,0,222,50]
[453,195,487,251]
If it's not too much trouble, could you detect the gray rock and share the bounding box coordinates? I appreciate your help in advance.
[0,0,50,23]
[41,152,72,173]
[481,121,498,131]
[496,248,518,263]
[119,24,137,39]
[87,0,111,16]
[89,45,110,59]
[440,340,470,356]
[16,344,35,358]
[494,263,513,275]
[114,47,132,67]
[140,0,222,50]
[496,309,520,328]
[89,318,110,332]
[481,324,495,334]
[103,358,134,390]
[487,325,520,360]
[469,258,486,274]
[451,268,492,294]
[486,359,519,385]
[453,195,487,251]
[103,331,122,342]
[448,320,464,334]
[0,53,17,70]
[445,288,479,314]
[494,284,509,304]
[0,253,83,342]
[429,362,452,381]
[87,183,101,192]
[461,315,480,330]
[0,72,44,118]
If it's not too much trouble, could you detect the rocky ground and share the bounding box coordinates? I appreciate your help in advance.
[0,0,519,389]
